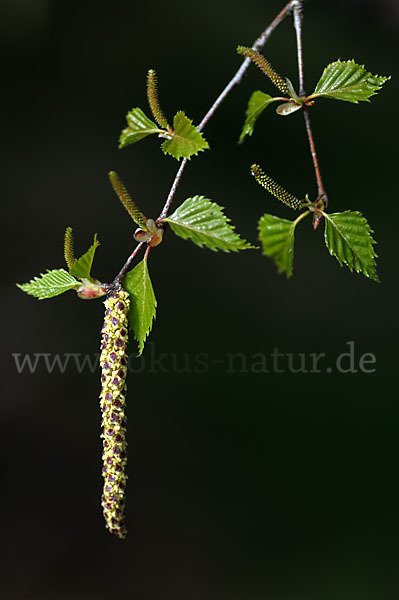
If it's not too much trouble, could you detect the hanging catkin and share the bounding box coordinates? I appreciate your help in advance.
[99,288,130,539]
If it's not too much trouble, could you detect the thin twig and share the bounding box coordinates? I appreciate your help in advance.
[292,0,328,214]
[158,0,297,220]
[114,242,144,285]
[303,110,327,204]
[158,159,186,221]
[292,1,305,96]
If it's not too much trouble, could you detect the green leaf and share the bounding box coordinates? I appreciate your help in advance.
[123,259,157,355]
[239,91,279,143]
[70,234,100,281]
[165,196,254,252]
[323,210,379,281]
[17,269,80,299]
[161,111,209,160]
[119,107,163,148]
[310,60,390,103]
[258,214,297,277]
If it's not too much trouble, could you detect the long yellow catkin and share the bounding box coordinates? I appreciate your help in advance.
[99,288,130,539]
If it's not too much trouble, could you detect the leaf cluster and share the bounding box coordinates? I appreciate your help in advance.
[17,231,104,299]
[239,55,389,142]
[122,196,253,353]
[239,53,388,282]
[119,70,209,161]
[17,46,389,357]
[254,167,379,281]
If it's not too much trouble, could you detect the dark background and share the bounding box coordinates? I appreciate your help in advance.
[2,0,399,598]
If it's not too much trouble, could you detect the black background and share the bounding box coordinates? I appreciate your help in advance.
[2,0,399,598]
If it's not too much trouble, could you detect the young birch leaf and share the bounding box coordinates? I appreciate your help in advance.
[17,269,80,299]
[70,234,100,281]
[119,107,163,148]
[161,111,209,160]
[310,60,390,103]
[258,214,297,278]
[239,91,279,143]
[165,196,254,252]
[323,210,379,281]
[123,259,157,355]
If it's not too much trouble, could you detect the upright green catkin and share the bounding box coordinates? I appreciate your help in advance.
[109,171,149,232]
[99,288,130,539]
[236,46,289,95]
[64,227,75,269]
[147,69,169,130]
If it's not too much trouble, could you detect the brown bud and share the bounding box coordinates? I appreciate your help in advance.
[133,221,163,247]
[133,228,153,243]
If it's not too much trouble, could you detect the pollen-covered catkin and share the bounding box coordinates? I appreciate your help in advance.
[99,288,130,539]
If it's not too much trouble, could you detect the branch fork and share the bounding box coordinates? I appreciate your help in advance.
[113,0,326,285]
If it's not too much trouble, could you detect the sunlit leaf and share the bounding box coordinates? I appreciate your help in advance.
[123,259,157,355]
[165,196,254,252]
[161,111,209,160]
[70,234,100,281]
[310,60,390,103]
[119,107,163,148]
[323,210,379,281]
[17,269,80,299]
[258,214,297,277]
[239,91,279,143]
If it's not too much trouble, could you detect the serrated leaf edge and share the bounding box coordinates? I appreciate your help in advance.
[258,214,296,277]
[17,268,80,299]
[310,59,390,103]
[124,261,157,356]
[323,210,379,281]
[165,195,254,252]
[161,111,209,160]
